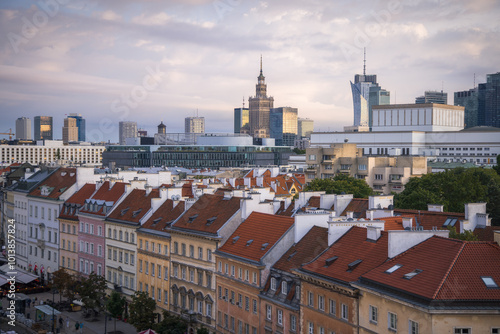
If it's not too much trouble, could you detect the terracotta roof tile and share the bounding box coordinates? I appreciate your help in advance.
[218,212,294,262]
[172,194,242,234]
[361,236,500,301]
[79,181,127,216]
[142,199,185,231]
[182,183,194,198]
[273,226,329,273]
[393,209,464,232]
[59,184,96,220]
[375,216,416,231]
[28,167,77,199]
[107,188,159,223]
[473,226,500,242]
[307,196,320,208]
[301,226,388,283]
[341,198,368,218]
[276,201,295,217]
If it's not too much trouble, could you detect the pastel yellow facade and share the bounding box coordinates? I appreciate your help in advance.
[59,218,79,275]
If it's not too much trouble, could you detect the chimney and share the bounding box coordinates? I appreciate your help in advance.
[388,229,449,258]
[427,204,443,212]
[346,211,354,219]
[366,226,382,242]
[402,217,413,229]
[366,210,374,221]
[223,191,233,200]
[185,198,197,211]
[145,184,152,195]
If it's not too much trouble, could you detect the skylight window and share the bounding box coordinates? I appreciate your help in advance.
[261,243,269,250]
[385,264,403,274]
[206,216,217,225]
[347,259,362,272]
[188,214,198,223]
[152,217,162,225]
[132,209,142,218]
[232,236,240,244]
[246,239,253,247]
[481,276,499,288]
[442,217,458,228]
[325,256,338,267]
[403,269,423,279]
[120,208,129,216]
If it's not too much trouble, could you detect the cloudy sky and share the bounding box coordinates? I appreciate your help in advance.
[1,0,499,143]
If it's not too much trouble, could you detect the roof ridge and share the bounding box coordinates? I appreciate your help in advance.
[432,241,466,299]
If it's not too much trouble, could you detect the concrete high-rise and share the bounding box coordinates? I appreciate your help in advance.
[350,51,390,129]
[416,90,448,104]
[454,88,479,128]
[15,117,31,140]
[270,107,298,146]
[234,107,249,134]
[119,121,137,145]
[298,118,314,138]
[67,113,86,141]
[482,72,500,128]
[62,117,78,143]
[34,116,53,140]
[249,56,274,138]
[185,117,205,134]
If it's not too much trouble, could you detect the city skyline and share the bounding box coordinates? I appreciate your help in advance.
[0,1,499,142]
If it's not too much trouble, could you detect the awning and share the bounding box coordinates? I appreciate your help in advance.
[35,305,61,316]
[0,274,9,287]
[0,266,39,284]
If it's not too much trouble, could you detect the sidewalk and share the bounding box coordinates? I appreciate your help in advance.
[1,291,138,334]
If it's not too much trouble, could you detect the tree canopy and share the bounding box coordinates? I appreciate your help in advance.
[304,174,374,198]
[394,167,500,226]
[153,311,187,334]
[128,291,156,331]
[78,272,107,313]
[106,291,126,334]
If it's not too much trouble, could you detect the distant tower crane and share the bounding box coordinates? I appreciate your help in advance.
[0,129,15,140]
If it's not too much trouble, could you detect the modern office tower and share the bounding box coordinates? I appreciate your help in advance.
[157,121,166,134]
[62,117,78,143]
[185,116,205,134]
[298,118,314,138]
[119,121,137,145]
[67,113,86,142]
[249,56,274,138]
[455,88,479,128]
[415,90,448,104]
[34,116,53,140]
[482,72,500,128]
[15,117,32,140]
[270,107,298,146]
[234,107,249,133]
[350,50,390,128]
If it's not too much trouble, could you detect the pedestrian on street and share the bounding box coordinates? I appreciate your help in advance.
[66,317,70,330]
[79,321,84,334]
[75,321,79,332]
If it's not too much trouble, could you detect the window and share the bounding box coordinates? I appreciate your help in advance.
[198,271,203,285]
[151,263,155,277]
[358,164,367,170]
[388,312,397,331]
[290,315,297,332]
[277,309,283,325]
[231,265,235,277]
[266,305,272,320]
[308,322,314,334]
[218,261,222,272]
[409,320,419,334]
[369,305,378,323]
[225,263,229,274]
[491,329,500,334]
[145,261,149,274]
[253,272,257,284]
[139,260,143,272]
[173,242,178,254]
[157,264,161,278]
[130,254,134,265]
[189,245,194,257]
[341,304,348,320]
[164,266,168,280]
[385,264,403,273]
[245,296,249,311]
[164,290,168,304]
[182,267,186,280]
[252,299,257,313]
[206,274,211,287]
[271,277,277,290]
[198,247,203,259]
[308,154,316,161]
[308,292,314,307]
[239,267,242,279]
[481,276,499,288]
[181,243,186,256]
[207,249,212,261]
[375,174,383,180]
[318,295,325,311]
[454,329,470,334]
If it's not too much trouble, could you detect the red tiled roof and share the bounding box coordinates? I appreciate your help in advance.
[393,209,464,232]
[474,226,500,242]
[301,226,388,283]
[59,184,96,220]
[79,181,127,216]
[307,196,320,208]
[341,198,368,218]
[142,199,185,231]
[375,216,416,231]
[182,183,194,198]
[276,201,295,217]
[172,194,242,234]
[218,212,294,262]
[273,226,329,273]
[107,188,159,223]
[28,167,77,199]
[361,236,500,301]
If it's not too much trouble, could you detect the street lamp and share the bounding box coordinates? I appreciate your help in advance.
[52,286,56,333]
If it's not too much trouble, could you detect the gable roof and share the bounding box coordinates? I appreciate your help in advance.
[341,198,368,218]
[276,201,295,217]
[28,167,77,200]
[217,212,294,262]
[375,216,416,231]
[474,225,500,242]
[107,188,159,224]
[172,194,242,234]
[142,199,185,231]
[79,181,127,216]
[300,226,388,283]
[59,183,96,220]
[273,226,328,273]
[360,236,500,301]
[393,208,464,232]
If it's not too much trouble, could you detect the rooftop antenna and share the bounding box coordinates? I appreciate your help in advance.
[441,81,444,94]
[242,96,245,108]
[260,54,263,75]
[363,47,366,76]
[474,73,476,89]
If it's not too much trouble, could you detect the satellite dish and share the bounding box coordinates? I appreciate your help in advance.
[171,195,176,200]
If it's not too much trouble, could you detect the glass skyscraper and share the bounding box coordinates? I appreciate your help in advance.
[67,113,86,141]
[270,107,298,146]
[34,116,53,140]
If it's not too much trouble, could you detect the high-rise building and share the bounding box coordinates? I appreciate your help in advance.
[62,117,78,143]
[119,121,137,145]
[234,107,249,134]
[157,121,166,134]
[298,118,314,138]
[34,116,53,141]
[249,57,274,138]
[415,90,448,104]
[350,51,390,129]
[483,72,500,128]
[15,117,31,140]
[67,113,86,142]
[185,117,205,134]
[270,107,298,146]
[454,88,479,128]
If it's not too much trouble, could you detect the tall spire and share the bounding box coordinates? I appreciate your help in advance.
[260,54,263,76]
[363,47,366,76]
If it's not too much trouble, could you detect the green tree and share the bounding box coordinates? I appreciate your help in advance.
[78,272,106,314]
[51,268,75,302]
[447,226,479,241]
[197,328,210,334]
[293,148,306,155]
[395,168,500,225]
[494,154,500,175]
[128,291,156,331]
[304,174,374,198]
[106,291,126,334]
[153,311,187,334]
